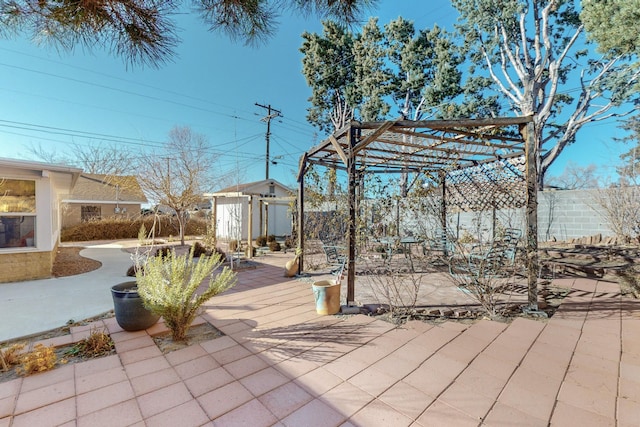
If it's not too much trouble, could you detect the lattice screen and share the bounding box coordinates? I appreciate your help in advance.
[445,156,526,212]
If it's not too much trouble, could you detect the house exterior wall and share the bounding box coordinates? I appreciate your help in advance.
[0,163,77,283]
[61,202,142,228]
[0,245,55,282]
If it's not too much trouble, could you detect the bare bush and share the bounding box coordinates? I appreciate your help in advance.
[446,228,521,318]
[594,183,640,242]
[362,259,427,323]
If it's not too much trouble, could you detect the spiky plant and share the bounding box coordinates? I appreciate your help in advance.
[135,246,236,341]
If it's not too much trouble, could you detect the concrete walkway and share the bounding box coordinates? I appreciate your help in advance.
[0,242,134,342]
[1,252,639,426]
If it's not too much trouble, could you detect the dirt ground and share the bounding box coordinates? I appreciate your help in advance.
[52,246,102,277]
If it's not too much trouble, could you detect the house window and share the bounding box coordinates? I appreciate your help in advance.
[0,179,36,248]
[81,206,101,222]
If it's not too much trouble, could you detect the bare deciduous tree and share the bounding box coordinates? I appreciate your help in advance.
[138,126,221,246]
[546,161,600,190]
[453,0,640,188]
[28,141,136,175]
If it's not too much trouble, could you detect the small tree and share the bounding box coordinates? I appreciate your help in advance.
[139,126,222,246]
[135,247,236,342]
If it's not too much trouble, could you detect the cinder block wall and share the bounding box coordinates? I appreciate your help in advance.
[0,250,54,283]
[394,188,615,242]
[537,189,611,241]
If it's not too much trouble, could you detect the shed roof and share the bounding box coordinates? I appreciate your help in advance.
[210,179,292,197]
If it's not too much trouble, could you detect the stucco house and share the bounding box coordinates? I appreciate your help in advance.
[61,173,147,228]
[206,180,293,241]
[0,157,81,282]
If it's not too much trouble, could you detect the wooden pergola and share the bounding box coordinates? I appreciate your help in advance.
[297,116,540,310]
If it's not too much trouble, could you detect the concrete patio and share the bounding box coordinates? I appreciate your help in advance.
[1,252,639,426]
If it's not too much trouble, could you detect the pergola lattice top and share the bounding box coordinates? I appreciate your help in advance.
[303,117,532,175]
[445,156,526,212]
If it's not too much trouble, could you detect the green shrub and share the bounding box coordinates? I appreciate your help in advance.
[135,247,237,342]
[255,235,268,247]
[268,241,281,252]
[267,234,276,242]
[155,246,172,257]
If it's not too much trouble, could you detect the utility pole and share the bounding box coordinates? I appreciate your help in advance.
[255,103,282,179]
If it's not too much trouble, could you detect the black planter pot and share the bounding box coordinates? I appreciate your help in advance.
[111,281,160,331]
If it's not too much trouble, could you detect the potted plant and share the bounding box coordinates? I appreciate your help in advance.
[111,281,160,331]
[135,246,237,341]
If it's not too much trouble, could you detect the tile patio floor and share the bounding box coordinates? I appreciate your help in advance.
[1,254,639,426]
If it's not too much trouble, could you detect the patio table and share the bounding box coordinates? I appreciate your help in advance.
[375,236,424,271]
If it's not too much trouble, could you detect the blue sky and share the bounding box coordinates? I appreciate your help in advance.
[0,0,630,188]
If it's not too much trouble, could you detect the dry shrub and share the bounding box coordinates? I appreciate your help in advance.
[192,241,208,257]
[61,217,208,242]
[126,264,141,277]
[1,343,26,372]
[268,241,281,252]
[363,260,425,322]
[17,344,58,376]
[69,329,114,358]
[619,265,640,298]
[214,247,227,259]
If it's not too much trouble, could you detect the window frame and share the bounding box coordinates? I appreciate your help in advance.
[0,178,37,250]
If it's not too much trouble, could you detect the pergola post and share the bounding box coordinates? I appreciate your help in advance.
[211,197,217,241]
[258,200,263,237]
[247,195,253,259]
[440,171,448,256]
[346,127,357,305]
[297,155,307,275]
[523,121,539,309]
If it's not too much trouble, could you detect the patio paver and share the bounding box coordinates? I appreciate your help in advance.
[1,252,638,426]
